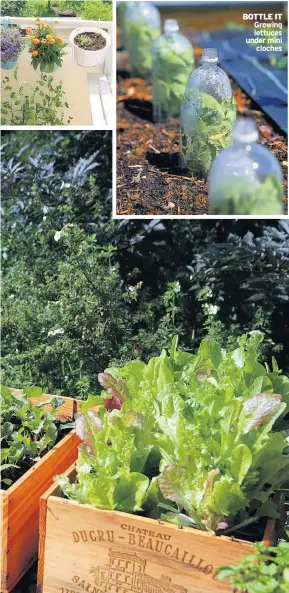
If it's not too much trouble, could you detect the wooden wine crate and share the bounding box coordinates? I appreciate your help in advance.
[1,392,81,593]
[37,463,275,593]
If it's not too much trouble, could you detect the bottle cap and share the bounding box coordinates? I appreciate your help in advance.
[202,48,218,63]
[233,119,258,144]
[164,19,179,33]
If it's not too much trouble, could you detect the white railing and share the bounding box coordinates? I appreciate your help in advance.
[0,17,113,74]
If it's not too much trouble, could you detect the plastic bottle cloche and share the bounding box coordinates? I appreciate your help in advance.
[118,1,133,49]
[180,47,236,177]
[208,119,284,215]
[125,1,161,79]
[152,19,194,122]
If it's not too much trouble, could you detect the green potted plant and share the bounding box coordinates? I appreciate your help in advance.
[1,26,22,70]
[26,18,67,73]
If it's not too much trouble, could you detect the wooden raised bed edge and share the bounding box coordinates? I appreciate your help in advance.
[1,392,81,593]
[37,463,276,593]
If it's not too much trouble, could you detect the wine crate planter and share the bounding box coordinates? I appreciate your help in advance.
[37,464,275,593]
[1,392,81,593]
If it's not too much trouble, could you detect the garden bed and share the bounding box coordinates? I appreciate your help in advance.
[116,50,288,217]
[1,393,80,593]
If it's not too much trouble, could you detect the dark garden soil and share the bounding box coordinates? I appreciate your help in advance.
[117,49,288,216]
[74,32,106,51]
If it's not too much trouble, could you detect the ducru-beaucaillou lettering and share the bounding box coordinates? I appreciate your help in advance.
[71,530,114,544]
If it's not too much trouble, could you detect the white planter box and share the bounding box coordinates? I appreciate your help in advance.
[70,26,111,68]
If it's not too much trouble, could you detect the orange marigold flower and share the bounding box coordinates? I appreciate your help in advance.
[32,50,39,56]
[26,27,32,33]
[48,39,55,44]
[33,38,40,44]
[41,39,47,44]
[57,37,64,44]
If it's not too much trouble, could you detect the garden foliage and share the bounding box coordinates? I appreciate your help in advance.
[57,333,289,532]
[2,132,289,397]
[0,385,64,488]
[181,90,236,175]
[0,0,113,20]
[1,68,72,125]
[216,539,289,592]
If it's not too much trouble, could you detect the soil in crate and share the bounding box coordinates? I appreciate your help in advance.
[74,32,107,51]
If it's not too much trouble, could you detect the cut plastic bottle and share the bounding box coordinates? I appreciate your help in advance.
[125,1,161,79]
[152,19,194,122]
[209,119,284,215]
[180,47,236,177]
[118,1,133,49]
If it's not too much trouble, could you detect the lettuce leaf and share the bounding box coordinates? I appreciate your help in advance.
[152,38,194,120]
[126,21,161,78]
[210,175,284,215]
[180,89,236,176]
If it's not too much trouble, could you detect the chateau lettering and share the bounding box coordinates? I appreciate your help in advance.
[70,525,217,579]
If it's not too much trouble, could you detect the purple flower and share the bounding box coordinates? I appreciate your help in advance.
[1,28,22,63]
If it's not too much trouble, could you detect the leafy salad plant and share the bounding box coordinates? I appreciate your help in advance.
[126,20,161,78]
[216,538,289,592]
[1,385,66,488]
[210,175,284,215]
[152,37,194,121]
[180,89,236,176]
[56,332,289,535]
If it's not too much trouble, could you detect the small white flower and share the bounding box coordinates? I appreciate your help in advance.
[43,206,49,214]
[174,281,181,293]
[128,286,135,292]
[2,252,7,260]
[43,216,47,221]
[47,328,65,337]
[207,304,218,315]
[8,294,15,300]
[54,231,62,242]
[64,183,71,189]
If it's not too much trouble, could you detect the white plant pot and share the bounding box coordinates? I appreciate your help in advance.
[70,27,111,68]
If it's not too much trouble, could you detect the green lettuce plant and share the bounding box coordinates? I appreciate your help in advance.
[152,38,193,120]
[126,20,161,78]
[210,176,284,215]
[180,89,236,176]
[1,67,72,125]
[56,332,289,535]
[216,538,289,592]
[0,385,65,488]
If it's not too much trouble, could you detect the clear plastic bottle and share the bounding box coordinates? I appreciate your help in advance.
[118,1,133,49]
[209,119,284,215]
[152,19,194,122]
[180,47,236,177]
[125,1,161,79]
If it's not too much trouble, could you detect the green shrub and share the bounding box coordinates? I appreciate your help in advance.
[80,0,113,21]
[20,1,56,17]
[0,1,26,16]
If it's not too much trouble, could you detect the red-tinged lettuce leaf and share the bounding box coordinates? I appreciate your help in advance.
[239,393,285,434]
[158,465,204,528]
[75,409,103,452]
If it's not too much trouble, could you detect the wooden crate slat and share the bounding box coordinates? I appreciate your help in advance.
[1,394,80,593]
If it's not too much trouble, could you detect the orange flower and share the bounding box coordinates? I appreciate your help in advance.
[32,50,39,56]
[33,38,40,44]
[57,37,64,44]
[26,27,32,33]
[48,39,55,44]
[41,39,47,44]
